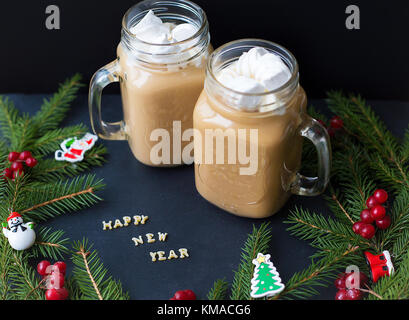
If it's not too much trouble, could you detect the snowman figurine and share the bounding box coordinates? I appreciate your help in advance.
[2,212,36,251]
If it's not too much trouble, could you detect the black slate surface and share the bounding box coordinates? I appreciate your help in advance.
[5,94,409,300]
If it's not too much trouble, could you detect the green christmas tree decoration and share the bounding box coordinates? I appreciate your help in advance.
[250,253,285,298]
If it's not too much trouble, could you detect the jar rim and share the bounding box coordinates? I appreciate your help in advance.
[206,38,299,97]
[121,0,208,47]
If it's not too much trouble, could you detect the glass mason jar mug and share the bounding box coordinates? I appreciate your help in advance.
[89,0,211,166]
[193,39,331,218]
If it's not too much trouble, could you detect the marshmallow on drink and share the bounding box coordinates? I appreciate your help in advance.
[216,47,291,110]
[129,10,199,63]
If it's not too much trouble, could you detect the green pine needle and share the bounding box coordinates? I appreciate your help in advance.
[230,223,271,300]
[207,279,229,300]
[32,74,83,134]
[71,239,129,300]
[31,227,70,260]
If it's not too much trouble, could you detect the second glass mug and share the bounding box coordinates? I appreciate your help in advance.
[89,0,211,166]
[193,39,331,218]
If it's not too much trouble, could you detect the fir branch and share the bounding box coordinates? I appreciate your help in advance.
[370,153,406,194]
[0,96,20,146]
[9,251,43,300]
[230,223,271,300]
[0,76,112,301]
[327,92,409,189]
[0,174,29,219]
[19,174,105,222]
[401,126,409,163]
[10,113,38,151]
[331,147,376,221]
[327,186,354,224]
[32,144,108,183]
[31,227,69,260]
[285,207,374,251]
[273,245,361,299]
[32,74,83,134]
[0,238,13,300]
[31,124,88,156]
[71,239,129,300]
[64,277,83,300]
[207,279,229,300]
[380,188,409,260]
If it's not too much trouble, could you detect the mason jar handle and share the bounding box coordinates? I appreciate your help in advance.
[89,60,126,140]
[291,117,331,196]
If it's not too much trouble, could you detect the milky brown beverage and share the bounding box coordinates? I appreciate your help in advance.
[117,45,210,166]
[194,40,331,218]
[89,0,211,166]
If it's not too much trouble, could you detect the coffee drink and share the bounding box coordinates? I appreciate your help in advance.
[89,0,211,166]
[194,40,331,218]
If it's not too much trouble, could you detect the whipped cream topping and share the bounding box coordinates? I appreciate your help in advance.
[127,10,200,64]
[216,47,292,110]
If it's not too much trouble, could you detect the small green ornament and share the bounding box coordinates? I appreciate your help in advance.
[250,253,285,298]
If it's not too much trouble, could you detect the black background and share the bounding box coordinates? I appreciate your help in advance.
[1,0,409,99]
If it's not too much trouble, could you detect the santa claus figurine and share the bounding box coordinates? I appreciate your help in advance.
[55,133,98,163]
[2,212,36,251]
[364,250,394,283]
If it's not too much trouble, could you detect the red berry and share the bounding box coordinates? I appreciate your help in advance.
[8,152,20,162]
[373,189,388,204]
[370,205,386,220]
[10,161,23,172]
[173,289,196,300]
[346,288,362,300]
[53,261,66,274]
[327,127,336,138]
[352,221,365,234]
[335,289,348,300]
[174,290,187,300]
[345,272,368,289]
[37,260,51,276]
[25,157,38,168]
[376,215,391,230]
[359,224,376,239]
[45,288,62,300]
[330,116,343,129]
[18,151,32,161]
[334,276,346,289]
[170,297,176,300]
[56,288,69,300]
[47,273,65,289]
[360,209,374,224]
[182,290,196,300]
[366,196,379,209]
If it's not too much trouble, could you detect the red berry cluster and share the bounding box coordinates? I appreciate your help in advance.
[1,151,38,181]
[352,189,390,239]
[335,271,368,300]
[318,116,343,138]
[170,289,196,300]
[37,260,69,300]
